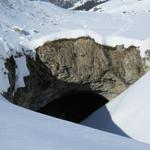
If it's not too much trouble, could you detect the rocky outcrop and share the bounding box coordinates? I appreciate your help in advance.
[49,0,78,8]
[4,37,144,111]
[48,0,109,10]
[143,49,150,72]
[73,0,109,11]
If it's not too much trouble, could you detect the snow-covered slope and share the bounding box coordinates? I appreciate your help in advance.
[82,70,150,144]
[91,0,150,13]
[0,95,150,150]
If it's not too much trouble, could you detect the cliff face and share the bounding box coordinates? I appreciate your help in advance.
[48,0,78,8]
[48,0,109,10]
[4,37,144,112]
[143,49,150,72]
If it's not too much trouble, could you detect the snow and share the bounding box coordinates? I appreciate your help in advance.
[1,0,150,148]
[82,70,150,144]
[23,29,103,50]
[0,38,12,93]
[91,0,150,14]
[0,95,150,150]
[24,29,150,58]
[15,56,30,90]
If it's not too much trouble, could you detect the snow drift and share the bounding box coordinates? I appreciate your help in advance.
[0,95,150,150]
[82,70,150,144]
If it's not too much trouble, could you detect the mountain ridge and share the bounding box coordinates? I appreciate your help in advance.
[47,0,109,10]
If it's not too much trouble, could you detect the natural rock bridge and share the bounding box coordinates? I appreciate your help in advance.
[4,37,144,123]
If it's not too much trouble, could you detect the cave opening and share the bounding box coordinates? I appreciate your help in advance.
[38,91,109,123]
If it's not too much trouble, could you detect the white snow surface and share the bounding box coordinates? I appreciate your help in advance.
[1,0,150,92]
[0,95,150,150]
[82,70,150,144]
[15,56,30,90]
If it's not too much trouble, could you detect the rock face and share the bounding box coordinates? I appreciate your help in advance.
[4,37,144,112]
[48,0,78,8]
[143,49,150,72]
[48,0,109,10]
[73,0,109,11]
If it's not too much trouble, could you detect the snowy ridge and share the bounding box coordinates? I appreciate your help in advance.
[71,0,108,10]
[90,0,150,13]
[24,29,150,57]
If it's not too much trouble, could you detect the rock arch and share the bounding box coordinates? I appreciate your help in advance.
[4,37,144,120]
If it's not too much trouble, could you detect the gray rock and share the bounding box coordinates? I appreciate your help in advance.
[143,49,150,72]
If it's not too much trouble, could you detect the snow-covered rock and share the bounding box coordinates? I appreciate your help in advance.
[0,0,150,93]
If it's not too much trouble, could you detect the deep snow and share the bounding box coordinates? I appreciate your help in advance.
[82,70,150,144]
[0,95,150,150]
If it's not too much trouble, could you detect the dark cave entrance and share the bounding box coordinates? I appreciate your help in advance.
[38,91,108,123]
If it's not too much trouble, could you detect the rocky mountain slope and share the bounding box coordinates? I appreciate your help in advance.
[48,0,79,8]
[47,0,109,10]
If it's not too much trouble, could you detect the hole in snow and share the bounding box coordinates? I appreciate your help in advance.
[38,91,108,123]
